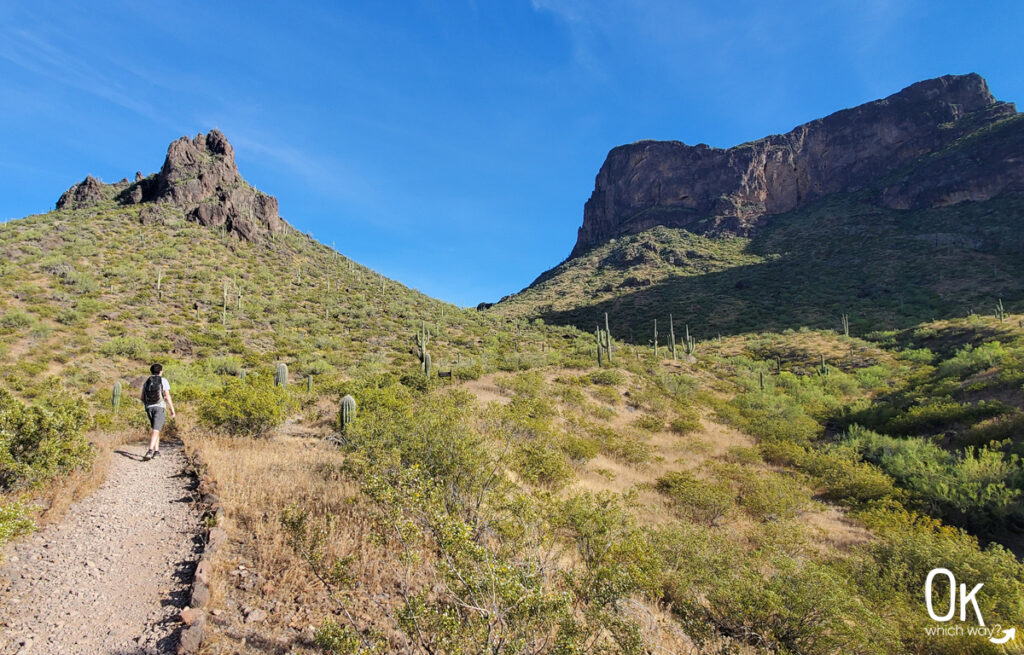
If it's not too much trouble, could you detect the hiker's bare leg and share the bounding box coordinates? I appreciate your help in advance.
[149,429,160,452]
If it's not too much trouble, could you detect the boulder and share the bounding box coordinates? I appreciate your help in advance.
[56,176,108,210]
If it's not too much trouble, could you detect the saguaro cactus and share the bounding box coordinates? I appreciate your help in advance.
[841,313,850,337]
[604,312,613,363]
[654,319,659,359]
[340,394,357,431]
[996,299,1006,322]
[307,374,314,392]
[112,382,122,412]
[423,352,432,378]
[670,314,677,360]
[275,362,288,387]
[684,324,696,356]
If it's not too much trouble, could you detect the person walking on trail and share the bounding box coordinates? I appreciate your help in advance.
[141,363,175,461]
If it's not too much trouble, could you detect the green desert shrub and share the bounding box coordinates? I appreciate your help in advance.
[209,356,244,376]
[588,369,624,386]
[453,363,483,381]
[761,440,901,507]
[495,370,545,397]
[655,470,735,525]
[655,524,888,654]
[514,441,573,488]
[700,558,889,655]
[99,336,151,359]
[936,341,1011,379]
[884,399,1010,435]
[0,500,35,548]
[590,385,620,405]
[0,387,93,490]
[714,462,812,521]
[668,408,701,435]
[859,506,1024,641]
[0,310,34,331]
[198,376,288,438]
[845,425,1024,535]
[724,389,822,445]
[632,413,664,432]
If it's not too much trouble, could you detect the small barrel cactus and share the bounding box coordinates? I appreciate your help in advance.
[275,362,288,387]
[340,394,357,431]
[112,382,122,412]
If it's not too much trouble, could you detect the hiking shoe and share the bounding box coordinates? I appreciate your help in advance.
[143,449,154,461]
[153,450,162,459]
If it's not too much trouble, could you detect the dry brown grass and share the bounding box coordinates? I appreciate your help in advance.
[186,427,419,653]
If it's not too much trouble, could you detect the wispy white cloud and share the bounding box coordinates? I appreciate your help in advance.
[0,25,182,130]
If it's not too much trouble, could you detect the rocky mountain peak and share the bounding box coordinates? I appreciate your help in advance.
[56,129,283,242]
[570,73,1021,258]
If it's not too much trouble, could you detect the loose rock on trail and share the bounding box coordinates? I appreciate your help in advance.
[0,442,202,654]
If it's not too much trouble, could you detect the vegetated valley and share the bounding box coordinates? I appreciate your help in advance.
[2,76,1024,654]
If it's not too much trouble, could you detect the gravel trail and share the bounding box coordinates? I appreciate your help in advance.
[0,442,202,654]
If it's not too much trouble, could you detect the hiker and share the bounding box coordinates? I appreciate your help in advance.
[141,363,175,461]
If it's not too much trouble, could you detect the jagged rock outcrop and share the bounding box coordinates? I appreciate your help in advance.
[571,73,1022,257]
[56,175,109,210]
[55,130,283,242]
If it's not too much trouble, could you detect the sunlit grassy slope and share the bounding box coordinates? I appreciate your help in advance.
[0,199,577,405]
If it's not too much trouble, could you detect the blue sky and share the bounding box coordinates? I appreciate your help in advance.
[1,1,1021,306]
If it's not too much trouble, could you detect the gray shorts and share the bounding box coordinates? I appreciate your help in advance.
[146,406,166,431]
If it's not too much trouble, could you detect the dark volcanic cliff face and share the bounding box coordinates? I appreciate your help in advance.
[571,74,1021,257]
[56,130,283,242]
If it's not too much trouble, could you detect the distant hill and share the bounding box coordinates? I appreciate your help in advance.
[0,130,536,402]
[496,74,1024,339]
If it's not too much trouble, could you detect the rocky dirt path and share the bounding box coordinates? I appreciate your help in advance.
[0,442,202,655]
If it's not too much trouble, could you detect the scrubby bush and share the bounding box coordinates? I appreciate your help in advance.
[198,376,288,437]
[761,440,901,506]
[655,470,735,526]
[654,524,889,655]
[99,336,150,359]
[885,399,1010,435]
[0,310,34,331]
[514,441,573,488]
[713,462,812,521]
[495,370,545,397]
[845,425,1024,535]
[723,389,822,445]
[937,341,1011,379]
[0,387,93,490]
[588,369,624,386]
[859,506,1024,641]
[453,363,483,381]
[632,414,663,432]
[668,407,701,435]
[0,500,35,548]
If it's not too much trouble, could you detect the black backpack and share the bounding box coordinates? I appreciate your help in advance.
[142,375,163,405]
